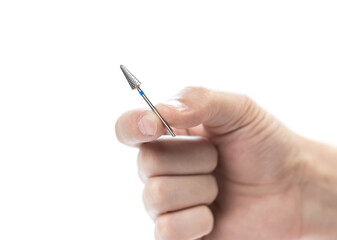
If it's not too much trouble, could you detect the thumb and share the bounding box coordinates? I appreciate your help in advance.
[157,87,261,136]
[157,87,300,186]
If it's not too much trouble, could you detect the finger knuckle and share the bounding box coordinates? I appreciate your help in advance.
[243,94,259,110]
[235,93,263,124]
[114,119,123,143]
[143,178,166,213]
[138,144,160,179]
[237,94,256,113]
[198,206,214,234]
[155,215,175,240]
[240,93,253,104]
[207,175,219,201]
[203,141,218,172]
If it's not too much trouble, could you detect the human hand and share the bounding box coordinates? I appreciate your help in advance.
[115,87,337,240]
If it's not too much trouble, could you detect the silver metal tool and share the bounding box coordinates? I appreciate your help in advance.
[120,65,176,137]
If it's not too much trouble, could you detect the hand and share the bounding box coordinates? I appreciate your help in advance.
[115,87,337,240]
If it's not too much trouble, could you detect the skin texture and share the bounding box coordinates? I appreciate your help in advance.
[115,87,337,240]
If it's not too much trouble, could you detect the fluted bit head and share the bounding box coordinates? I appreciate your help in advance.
[120,65,141,90]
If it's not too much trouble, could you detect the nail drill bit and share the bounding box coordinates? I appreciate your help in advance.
[120,65,176,137]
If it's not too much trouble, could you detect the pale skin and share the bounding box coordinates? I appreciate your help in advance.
[115,87,337,240]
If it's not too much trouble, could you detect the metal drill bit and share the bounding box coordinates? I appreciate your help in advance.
[120,65,176,137]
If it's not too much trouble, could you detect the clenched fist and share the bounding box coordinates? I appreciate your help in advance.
[116,87,337,240]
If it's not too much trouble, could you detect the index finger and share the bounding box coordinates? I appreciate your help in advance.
[115,109,166,147]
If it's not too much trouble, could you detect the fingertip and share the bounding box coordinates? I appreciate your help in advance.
[138,111,159,136]
[115,109,166,146]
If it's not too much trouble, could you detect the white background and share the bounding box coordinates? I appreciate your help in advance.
[0,0,336,239]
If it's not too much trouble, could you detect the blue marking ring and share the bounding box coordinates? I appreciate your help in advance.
[139,91,144,96]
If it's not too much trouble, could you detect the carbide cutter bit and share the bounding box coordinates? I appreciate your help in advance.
[120,65,176,137]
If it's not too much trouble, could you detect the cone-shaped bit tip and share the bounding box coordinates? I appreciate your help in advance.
[120,65,141,90]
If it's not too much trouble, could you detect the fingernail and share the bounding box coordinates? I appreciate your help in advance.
[138,113,157,136]
[162,99,188,112]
